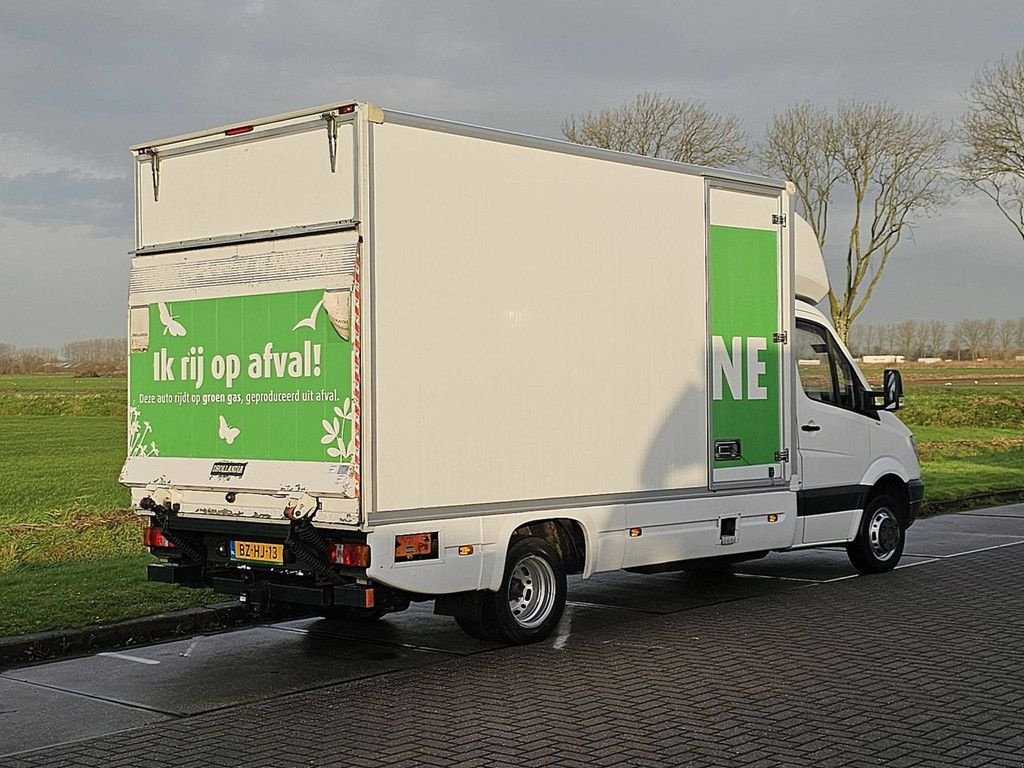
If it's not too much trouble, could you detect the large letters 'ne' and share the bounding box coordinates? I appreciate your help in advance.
[712,336,768,401]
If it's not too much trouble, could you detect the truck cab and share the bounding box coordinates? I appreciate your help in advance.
[790,216,923,566]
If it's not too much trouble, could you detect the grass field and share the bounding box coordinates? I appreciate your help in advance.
[861,362,1024,503]
[0,375,212,635]
[1,366,1022,636]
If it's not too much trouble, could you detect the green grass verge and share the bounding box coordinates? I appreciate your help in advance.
[900,383,1024,503]
[0,374,125,418]
[0,554,213,636]
[917,433,1024,502]
[0,415,129,526]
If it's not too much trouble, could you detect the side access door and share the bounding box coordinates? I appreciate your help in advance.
[706,183,789,489]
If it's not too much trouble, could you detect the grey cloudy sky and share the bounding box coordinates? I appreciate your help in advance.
[1,0,1021,347]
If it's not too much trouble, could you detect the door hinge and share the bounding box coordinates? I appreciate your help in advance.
[322,112,339,173]
[140,148,160,202]
[773,331,788,344]
[772,213,787,226]
[774,449,790,463]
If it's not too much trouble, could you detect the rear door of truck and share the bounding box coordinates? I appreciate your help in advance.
[121,104,367,528]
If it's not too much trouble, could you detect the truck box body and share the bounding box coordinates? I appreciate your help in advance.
[124,102,921,641]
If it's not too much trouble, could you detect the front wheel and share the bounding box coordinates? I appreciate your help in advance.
[846,494,906,573]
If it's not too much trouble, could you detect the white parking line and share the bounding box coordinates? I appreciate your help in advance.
[553,612,573,650]
[942,539,1024,558]
[179,637,201,658]
[97,652,160,666]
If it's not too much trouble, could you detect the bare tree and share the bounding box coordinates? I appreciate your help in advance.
[762,101,951,342]
[997,319,1018,359]
[62,338,125,366]
[562,91,750,168]
[958,51,1024,243]
[0,342,15,375]
[979,318,998,358]
[847,324,866,357]
[893,320,919,360]
[12,347,59,373]
[876,323,896,354]
[959,319,989,360]
[861,324,877,356]
[923,320,947,358]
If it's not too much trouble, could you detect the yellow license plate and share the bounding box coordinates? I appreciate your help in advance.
[230,540,284,564]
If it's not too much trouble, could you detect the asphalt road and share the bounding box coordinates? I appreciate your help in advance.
[2,505,1024,767]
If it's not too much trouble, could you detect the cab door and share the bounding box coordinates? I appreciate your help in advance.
[793,317,873,543]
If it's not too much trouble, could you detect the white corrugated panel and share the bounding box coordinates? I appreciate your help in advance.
[137,121,355,247]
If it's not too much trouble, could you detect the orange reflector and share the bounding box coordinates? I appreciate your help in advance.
[768,514,779,523]
[458,545,474,556]
[224,125,254,136]
[629,527,642,537]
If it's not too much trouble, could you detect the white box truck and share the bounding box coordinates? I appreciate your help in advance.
[123,101,923,643]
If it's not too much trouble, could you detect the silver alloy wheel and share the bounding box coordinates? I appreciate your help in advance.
[506,554,557,629]
[867,507,901,561]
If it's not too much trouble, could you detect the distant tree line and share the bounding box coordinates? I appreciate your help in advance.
[848,318,1024,361]
[0,338,125,374]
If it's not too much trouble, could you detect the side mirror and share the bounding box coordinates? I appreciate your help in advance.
[863,369,905,412]
[882,369,903,411]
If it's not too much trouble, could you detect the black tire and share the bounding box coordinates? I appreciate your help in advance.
[846,494,906,573]
[454,613,503,641]
[491,536,568,644]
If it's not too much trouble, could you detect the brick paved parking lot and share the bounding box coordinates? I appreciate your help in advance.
[2,511,1024,767]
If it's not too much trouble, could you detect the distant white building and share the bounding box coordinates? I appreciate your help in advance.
[862,355,905,364]
[917,357,942,364]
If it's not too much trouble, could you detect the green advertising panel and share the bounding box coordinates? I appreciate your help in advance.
[709,225,780,469]
[128,289,354,463]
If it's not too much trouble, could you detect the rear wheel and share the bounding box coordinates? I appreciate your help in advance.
[456,537,567,644]
[454,613,502,641]
[846,494,906,573]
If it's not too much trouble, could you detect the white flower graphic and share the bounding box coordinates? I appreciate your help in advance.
[128,406,161,457]
[321,398,355,461]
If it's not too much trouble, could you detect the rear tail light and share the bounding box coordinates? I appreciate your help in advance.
[143,525,175,549]
[328,542,370,568]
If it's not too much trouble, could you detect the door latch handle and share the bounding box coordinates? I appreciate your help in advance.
[801,423,821,432]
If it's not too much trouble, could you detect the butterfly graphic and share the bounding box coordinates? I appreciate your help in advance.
[292,298,325,331]
[218,415,240,445]
[158,303,187,337]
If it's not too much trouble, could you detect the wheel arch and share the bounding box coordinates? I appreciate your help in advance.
[484,516,590,591]
[864,472,911,527]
